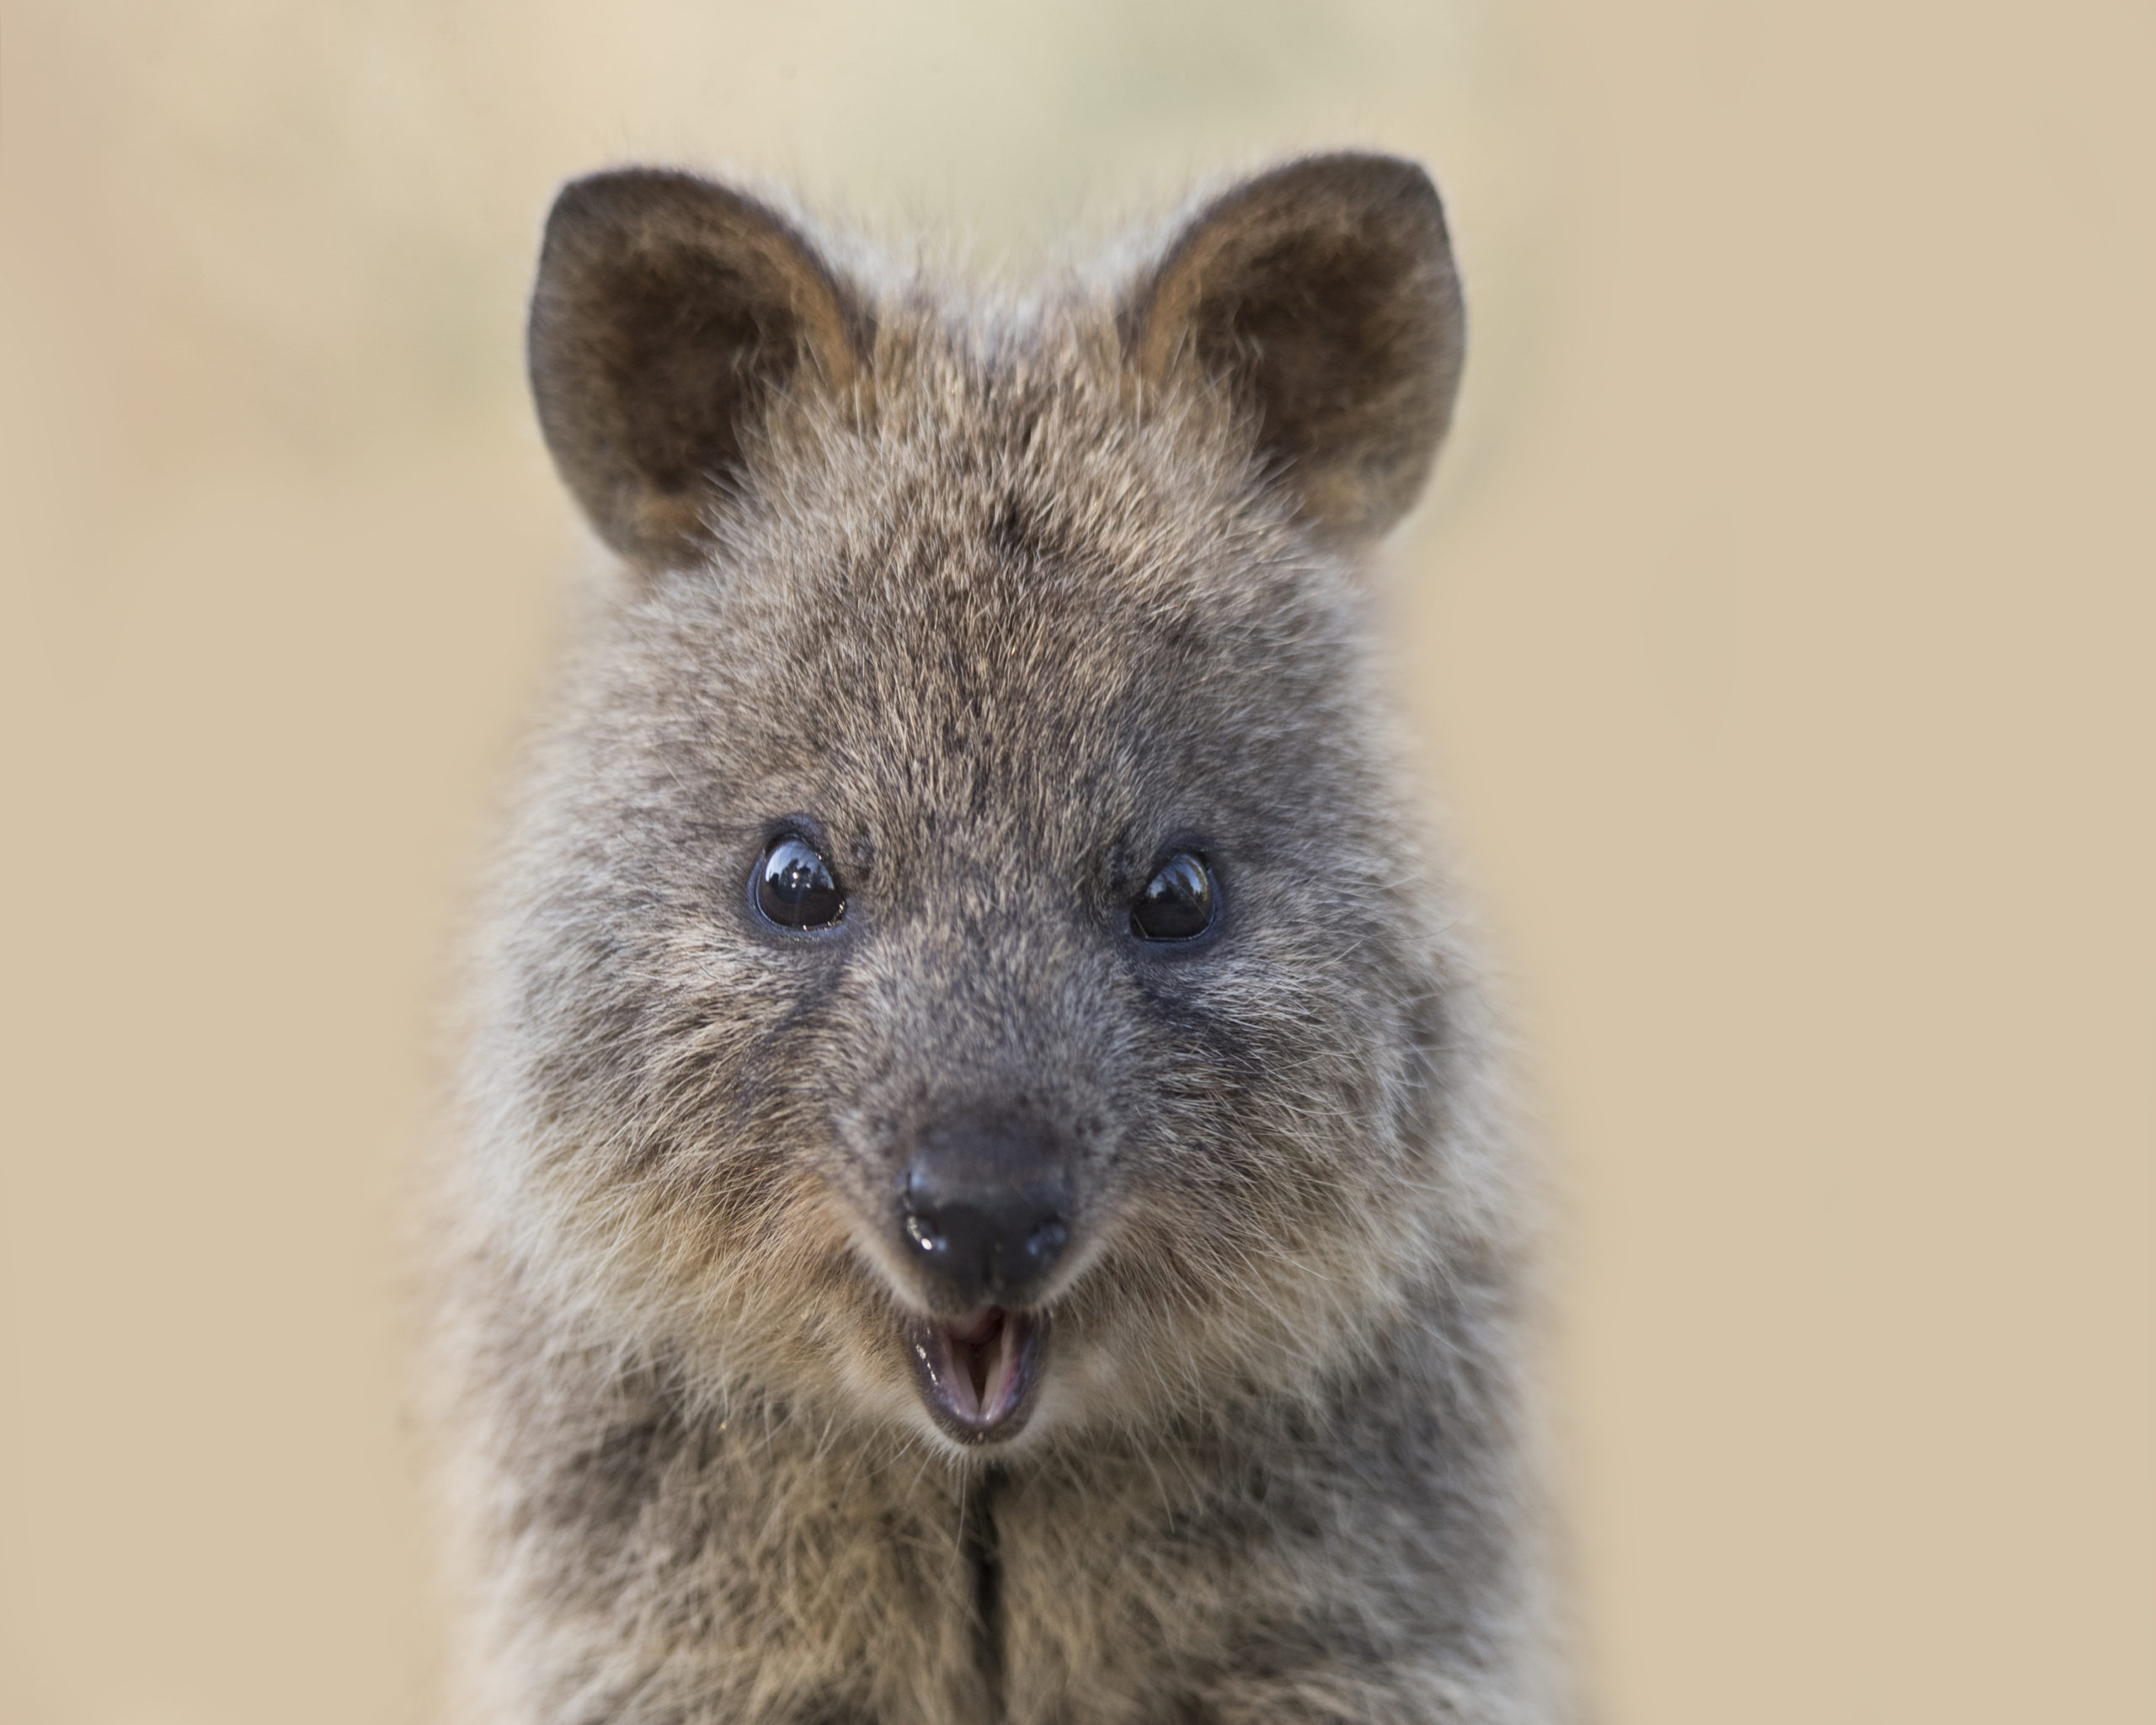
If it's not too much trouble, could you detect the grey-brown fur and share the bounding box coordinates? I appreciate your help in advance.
[428,153,1565,1724]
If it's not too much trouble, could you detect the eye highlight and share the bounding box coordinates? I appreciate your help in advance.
[753,834,846,932]
[1130,852,1219,943]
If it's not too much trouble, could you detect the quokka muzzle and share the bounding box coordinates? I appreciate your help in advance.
[888,1115,1081,1445]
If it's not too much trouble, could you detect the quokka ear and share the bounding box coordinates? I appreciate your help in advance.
[1123,153,1465,542]
[528,168,873,567]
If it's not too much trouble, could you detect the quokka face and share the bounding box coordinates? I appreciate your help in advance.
[464,155,1496,1464]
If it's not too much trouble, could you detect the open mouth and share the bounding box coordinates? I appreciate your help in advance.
[905,1306,1045,1443]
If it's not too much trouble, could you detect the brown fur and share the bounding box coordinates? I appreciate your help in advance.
[427,153,1566,1723]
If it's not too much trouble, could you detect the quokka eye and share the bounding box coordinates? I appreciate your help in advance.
[1130,852,1219,943]
[754,835,846,932]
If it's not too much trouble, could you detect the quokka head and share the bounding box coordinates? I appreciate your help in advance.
[472,153,1489,1456]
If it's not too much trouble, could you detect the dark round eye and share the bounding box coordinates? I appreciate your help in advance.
[1130,852,1218,943]
[754,835,846,931]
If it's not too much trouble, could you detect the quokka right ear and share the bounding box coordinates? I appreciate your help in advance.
[527,168,873,568]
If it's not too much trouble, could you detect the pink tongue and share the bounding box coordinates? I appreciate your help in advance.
[946,1309,1006,1418]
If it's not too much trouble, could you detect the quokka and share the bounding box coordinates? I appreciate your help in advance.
[429,152,1566,1724]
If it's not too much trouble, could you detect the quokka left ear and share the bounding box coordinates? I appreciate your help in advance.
[1121,152,1466,542]
[527,168,873,569]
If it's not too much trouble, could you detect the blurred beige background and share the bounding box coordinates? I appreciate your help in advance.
[3,2,2150,1722]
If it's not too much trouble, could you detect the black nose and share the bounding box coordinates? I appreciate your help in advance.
[900,1124,1072,1310]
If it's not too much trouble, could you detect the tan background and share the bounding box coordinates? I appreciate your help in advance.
[3,2,2150,1721]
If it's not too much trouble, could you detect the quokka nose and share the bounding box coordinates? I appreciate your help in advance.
[900,1128,1072,1309]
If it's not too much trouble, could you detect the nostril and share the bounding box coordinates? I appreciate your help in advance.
[903,1211,947,1258]
[1024,1217,1069,1267]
